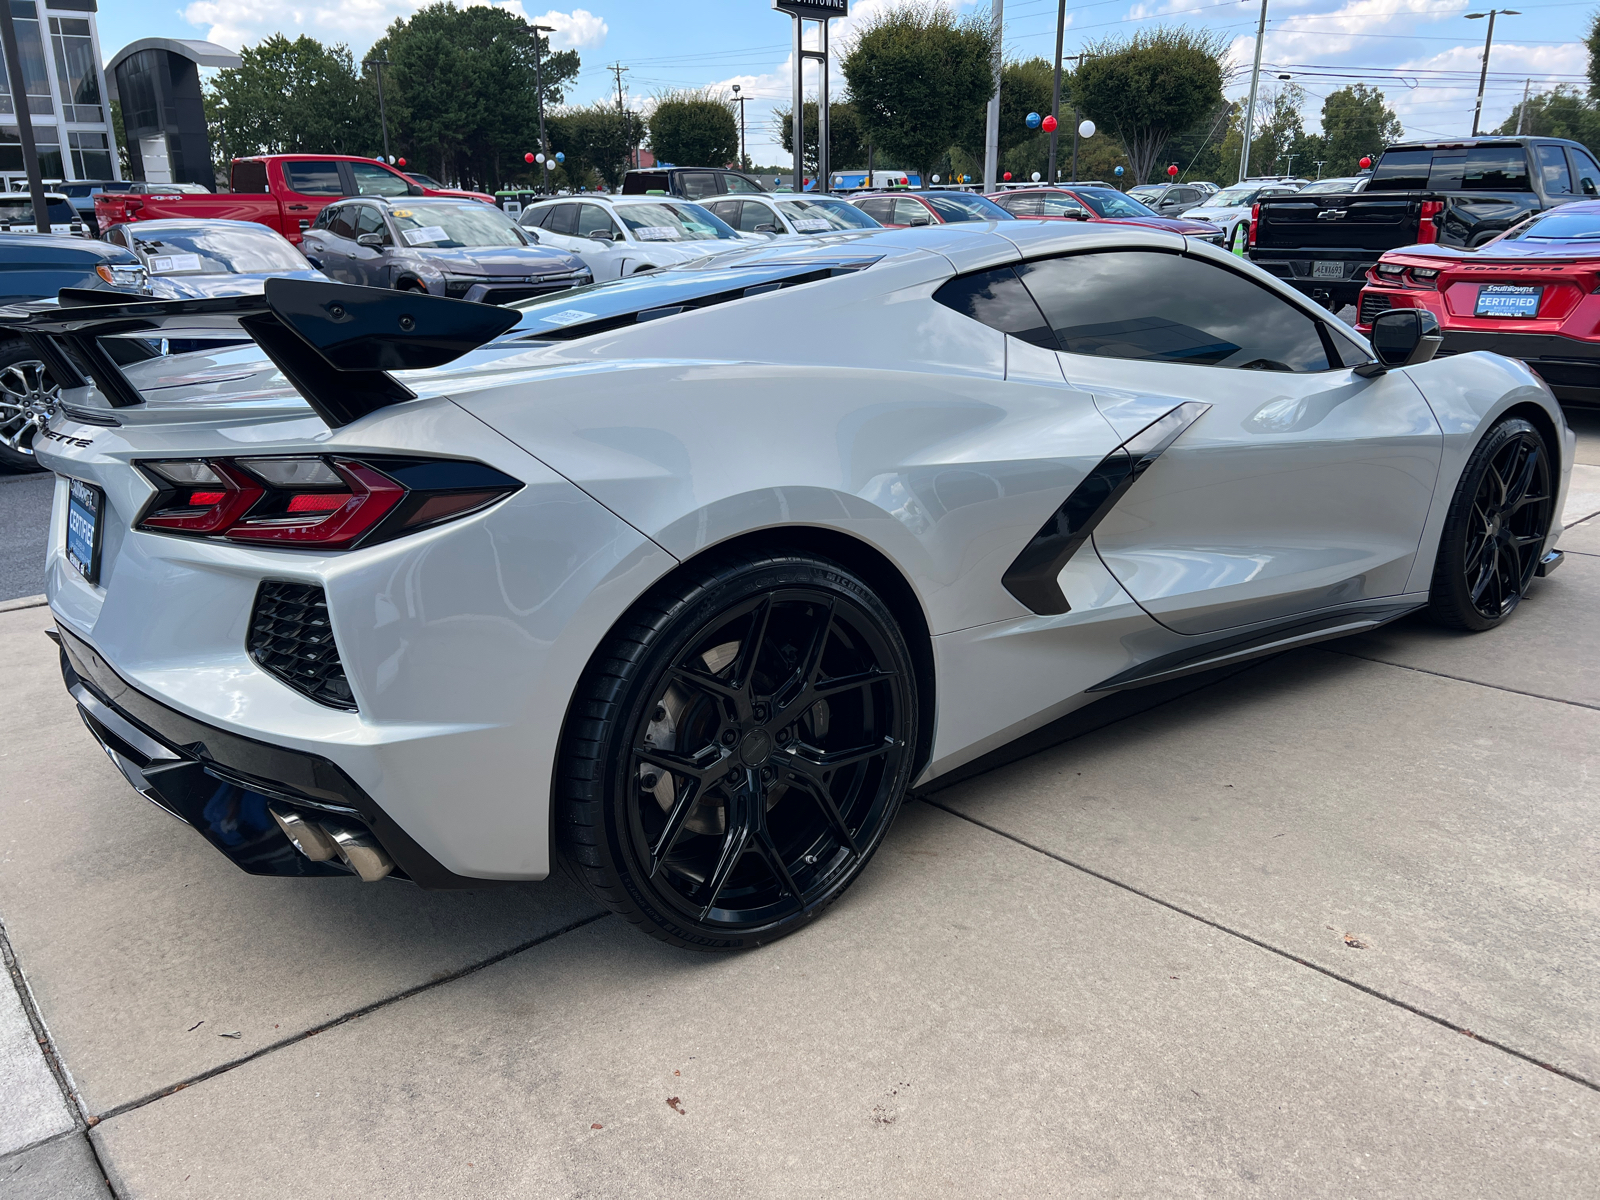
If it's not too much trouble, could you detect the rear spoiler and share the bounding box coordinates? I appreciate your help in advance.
[0,278,521,429]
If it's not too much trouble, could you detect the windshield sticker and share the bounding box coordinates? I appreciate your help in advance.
[148,252,204,274]
[402,225,449,246]
[791,218,831,231]
[391,209,413,218]
[538,309,598,324]
[634,226,680,241]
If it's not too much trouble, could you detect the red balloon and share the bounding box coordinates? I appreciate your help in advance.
[1167,164,1179,177]
[1003,171,1012,182]
[525,152,535,163]
[398,158,407,167]
[1041,115,1057,133]
[1359,156,1372,169]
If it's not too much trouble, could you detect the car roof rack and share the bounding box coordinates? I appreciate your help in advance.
[0,278,520,429]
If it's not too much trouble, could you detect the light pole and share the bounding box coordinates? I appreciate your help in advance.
[1313,159,1326,178]
[1046,0,1066,184]
[1237,0,1269,182]
[363,57,391,165]
[1466,10,1518,137]
[533,25,554,192]
[732,84,748,170]
[0,1,48,227]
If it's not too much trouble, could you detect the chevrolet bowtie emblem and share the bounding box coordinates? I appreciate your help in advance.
[1316,209,1348,220]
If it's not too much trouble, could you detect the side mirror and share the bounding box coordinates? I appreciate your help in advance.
[907,214,931,227]
[1067,209,1092,221]
[1355,308,1442,376]
[407,184,425,196]
[754,222,779,233]
[355,233,385,248]
[588,230,616,242]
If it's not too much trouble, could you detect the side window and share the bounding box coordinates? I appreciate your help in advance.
[353,205,387,238]
[283,160,344,195]
[231,160,268,193]
[1039,195,1089,218]
[722,174,764,194]
[894,198,930,225]
[932,265,1056,350]
[856,197,892,223]
[1536,145,1572,195]
[576,203,616,237]
[350,161,412,197]
[545,203,578,236]
[1018,250,1332,373]
[1462,145,1530,191]
[522,205,554,229]
[703,200,736,222]
[1004,195,1042,216]
[1569,147,1600,197]
[678,172,719,200]
[325,205,358,240]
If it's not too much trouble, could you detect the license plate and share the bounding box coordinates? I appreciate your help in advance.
[65,478,103,585]
[1312,260,1344,280]
[1475,284,1541,318]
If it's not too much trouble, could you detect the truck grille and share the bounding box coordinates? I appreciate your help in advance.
[248,582,357,711]
[1358,291,1393,326]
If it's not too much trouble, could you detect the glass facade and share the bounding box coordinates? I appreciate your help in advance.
[0,124,63,178]
[0,3,118,184]
[0,4,57,117]
[50,17,100,123]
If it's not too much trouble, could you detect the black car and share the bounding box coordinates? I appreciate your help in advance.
[621,167,772,201]
[0,233,148,470]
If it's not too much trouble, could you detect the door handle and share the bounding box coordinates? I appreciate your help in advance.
[287,204,310,211]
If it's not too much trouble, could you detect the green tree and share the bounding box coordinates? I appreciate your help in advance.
[1216,85,1310,179]
[206,35,374,163]
[841,0,997,188]
[1493,86,1600,153]
[549,103,638,190]
[956,57,1055,176]
[774,101,868,178]
[1587,10,1600,99]
[1316,84,1403,176]
[648,90,738,167]
[1069,27,1226,183]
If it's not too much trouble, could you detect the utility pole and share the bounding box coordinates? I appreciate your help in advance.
[364,57,391,164]
[1237,0,1269,183]
[732,84,749,170]
[983,0,1004,191]
[609,62,630,172]
[1516,76,1531,134]
[610,62,629,115]
[0,2,49,229]
[533,26,554,191]
[1047,0,1066,184]
[1466,10,1519,137]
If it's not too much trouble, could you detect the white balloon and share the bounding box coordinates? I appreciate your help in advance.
[1078,119,1096,139]
[536,153,546,164]
[932,174,940,183]
[1031,171,1041,182]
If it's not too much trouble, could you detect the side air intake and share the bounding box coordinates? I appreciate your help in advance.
[248,582,356,711]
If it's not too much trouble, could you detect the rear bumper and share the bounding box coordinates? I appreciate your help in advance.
[1250,253,1376,304]
[57,621,493,888]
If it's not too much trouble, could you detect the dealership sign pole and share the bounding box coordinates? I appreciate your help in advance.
[0,2,49,231]
[776,0,846,194]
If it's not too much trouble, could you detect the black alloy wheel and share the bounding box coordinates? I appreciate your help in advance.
[1429,417,1555,631]
[558,553,917,950]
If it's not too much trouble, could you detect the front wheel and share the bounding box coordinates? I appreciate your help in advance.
[557,553,918,950]
[1428,417,1555,631]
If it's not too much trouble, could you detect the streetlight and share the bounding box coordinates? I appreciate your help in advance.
[533,24,555,192]
[1466,10,1519,137]
[363,56,390,165]
[1237,0,1269,182]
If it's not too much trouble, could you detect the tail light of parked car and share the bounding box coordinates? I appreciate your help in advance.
[1248,203,1259,248]
[1417,200,1444,245]
[1371,262,1441,289]
[135,455,521,549]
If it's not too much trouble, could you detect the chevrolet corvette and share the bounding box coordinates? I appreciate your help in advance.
[17,222,1575,949]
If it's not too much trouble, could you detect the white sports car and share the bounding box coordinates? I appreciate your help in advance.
[518,195,767,280]
[19,222,1574,950]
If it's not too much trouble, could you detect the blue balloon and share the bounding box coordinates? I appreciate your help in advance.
[1025,111,1041,130]
[1114,166,1125,176]
[555,152,565,163]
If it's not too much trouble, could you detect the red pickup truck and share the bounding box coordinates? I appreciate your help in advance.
[94,155,494,245]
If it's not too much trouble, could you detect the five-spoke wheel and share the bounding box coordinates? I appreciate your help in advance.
[559,553,917,949]
[0,344,60,471]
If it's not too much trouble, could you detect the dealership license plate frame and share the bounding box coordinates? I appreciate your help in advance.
[1475,283,1542,319]
[1312,260,1345,280]
[65,477,103,585]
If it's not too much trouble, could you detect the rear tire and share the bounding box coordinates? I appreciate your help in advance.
[1428,417,1555,631]
[0,340,59,472]
[556,552,917,950]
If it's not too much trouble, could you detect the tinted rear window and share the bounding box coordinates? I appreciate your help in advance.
[932,265,1055,348]
[1368,150,1432,191]
[284,161,344,195]
[232,160,268,193]
[1462,145,1530,191]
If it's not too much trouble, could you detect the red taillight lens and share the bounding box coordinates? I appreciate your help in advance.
[1248,202,1259,247]
[1417,200,1443,244]
[135,455,520,550]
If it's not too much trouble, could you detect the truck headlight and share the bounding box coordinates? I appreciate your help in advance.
[96,263,148,291]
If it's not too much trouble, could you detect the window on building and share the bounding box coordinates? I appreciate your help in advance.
[0,124,62,179]
[50,17,101,123]
[68,130,110,179]
[0,6,55,117]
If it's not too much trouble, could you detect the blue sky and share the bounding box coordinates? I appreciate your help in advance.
[101,0,1595,167]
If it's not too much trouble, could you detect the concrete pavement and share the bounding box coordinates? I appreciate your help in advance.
[0,418,1597,1196]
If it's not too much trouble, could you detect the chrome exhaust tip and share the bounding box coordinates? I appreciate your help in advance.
[270,807,339,862]
[327,827,395,883]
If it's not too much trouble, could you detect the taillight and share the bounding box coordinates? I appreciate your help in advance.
[135,455,520,549]
[1417,200,1443,244]
[1248,203,1259,247]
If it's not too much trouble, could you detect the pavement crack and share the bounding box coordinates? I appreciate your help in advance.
[1320,648,1600,712]
[89,910,610,1126]
[918,797,1600,1096]
[0,917,88,1132]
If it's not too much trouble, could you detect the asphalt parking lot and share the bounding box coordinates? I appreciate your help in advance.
[2,412,1598,1198]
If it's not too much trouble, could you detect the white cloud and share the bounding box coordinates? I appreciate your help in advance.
[180,0,606,55]
[525,8,608,49]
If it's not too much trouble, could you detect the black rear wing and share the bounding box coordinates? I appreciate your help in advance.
[0,278,521,429]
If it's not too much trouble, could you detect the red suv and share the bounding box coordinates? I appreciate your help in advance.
[848,190,1014,227]
[988,186,1224,245]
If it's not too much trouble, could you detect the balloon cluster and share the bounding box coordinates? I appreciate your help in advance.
[524,151,566,165]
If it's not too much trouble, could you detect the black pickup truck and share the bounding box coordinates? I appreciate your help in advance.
[1248,136,1599,308]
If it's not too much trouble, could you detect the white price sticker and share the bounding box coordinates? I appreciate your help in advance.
[538,309,597,325]
[633,226,680,241]
[791,218,831,231]
[401,225,450,246]
[148,252,204,274]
